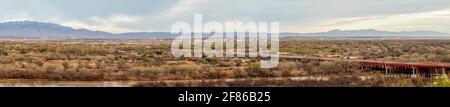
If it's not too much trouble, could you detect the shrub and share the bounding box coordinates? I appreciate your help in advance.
[117,60,130,69]
[435,76,450,87]
[62,60,70,69]
[206,57,220,65]
[439,55,450,63]
[276,62,296,76]
[303,61,319,74]
[202,68,228,79]
[43,63,64,73]
[103,66,119,73]
[246,63,272,77]
[167,64,200,79]
[218,61,233,67]
[32,58,45,67]
[129,66,165,79]
[232,69,249,78]
[76,62,87,72]
[25,63,41,72]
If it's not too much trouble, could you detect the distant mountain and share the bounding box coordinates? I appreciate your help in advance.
[0,21,175,39]
[119,32,178,39]
[282,29,449,37]
[0,21,114,39]
[0,21,448,39]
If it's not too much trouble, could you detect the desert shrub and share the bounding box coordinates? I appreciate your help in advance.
[25,63,41,72]
[232,69,249,78]
[43,63,64,73]
[319,61,341,73]
[276,62,296,76]
[62,60,70,69]
[117,60,131,69]
[96,60,106,69]
[195,58,209,64]
[20,47,30,54]
[0,64,38,79]
[435,76,450,87]
[134,75,433,87]
[0,58,14,64]
[246,63,272,77]
[167,64,200,79]
[303,60,319,74]
[76,62,87,72]
[410,77,432,87]
[45,54,67,60]
[103,66,119,73]
[201,68,228,79]
[218,61,234,67]
[67,70,104,81]
[206,57,220,65]
[31,58,45,67]
[439,55,450,63]
[235,60,243,66]
[129,66,165,79]
[0,48,7,56]
[366,75,432,87]
[84,63,96,69]
[151,57,167,66]
[302,61,361,74]
[380,78,415,87]
[168,65,198,73]
[0,64,17,73]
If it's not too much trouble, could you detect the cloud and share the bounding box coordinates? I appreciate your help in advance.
[79,15,143,33]
[0,11,34,22]
[321,16,388,26]
[310,8,450,33]
[1,0,450,33]
[60,20,139,34]
[161,0,207,17]
[88,15,142,24]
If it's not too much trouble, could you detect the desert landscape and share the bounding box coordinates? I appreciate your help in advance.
[0,0,449,88]
[0,38,448,87]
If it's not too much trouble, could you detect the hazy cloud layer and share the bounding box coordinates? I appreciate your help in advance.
[1,0,450,33]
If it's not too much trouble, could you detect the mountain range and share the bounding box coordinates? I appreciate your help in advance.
[0,21,177,39]
[281,29,449,37]
[0,21,448,39]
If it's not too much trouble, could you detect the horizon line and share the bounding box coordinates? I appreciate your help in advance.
[1,20,449,34]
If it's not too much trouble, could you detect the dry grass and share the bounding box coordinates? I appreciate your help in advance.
[0,40,445,86]
[134,75,433,87]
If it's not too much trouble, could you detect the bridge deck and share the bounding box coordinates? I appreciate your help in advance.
[280,55,450,69]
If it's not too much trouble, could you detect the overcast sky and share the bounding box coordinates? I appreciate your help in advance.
[1,0,450,33]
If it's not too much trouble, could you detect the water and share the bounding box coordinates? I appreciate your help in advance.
[0,79,139,87]
[0,76,371,87]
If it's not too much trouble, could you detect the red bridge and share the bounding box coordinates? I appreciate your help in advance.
[280,55,450,78]
[357,60,449,78]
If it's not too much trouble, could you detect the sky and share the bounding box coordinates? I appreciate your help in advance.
[1,0,450,33]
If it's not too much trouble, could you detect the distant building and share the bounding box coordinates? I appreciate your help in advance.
[327,54,342,58]
[345,56,357,60]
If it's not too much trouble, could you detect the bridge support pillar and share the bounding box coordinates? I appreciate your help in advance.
[385,67,389,75]
[384,62,388,75]
[412,67,416,78]
[443,68,447,78]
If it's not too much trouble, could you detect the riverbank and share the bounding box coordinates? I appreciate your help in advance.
[0,75,432,87]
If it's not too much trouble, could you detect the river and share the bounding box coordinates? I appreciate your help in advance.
[0,76,372,87]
